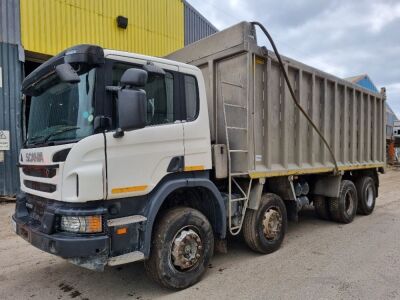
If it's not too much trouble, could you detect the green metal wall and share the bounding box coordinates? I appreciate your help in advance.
[0,0,23,196]
[0,43,23,196]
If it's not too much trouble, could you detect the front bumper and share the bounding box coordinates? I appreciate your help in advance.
[13,193,147,270]
[12,215,109,258]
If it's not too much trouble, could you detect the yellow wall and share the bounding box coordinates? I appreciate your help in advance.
[20,0,184,57]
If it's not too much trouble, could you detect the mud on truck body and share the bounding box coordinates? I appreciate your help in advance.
[13,22,385,289]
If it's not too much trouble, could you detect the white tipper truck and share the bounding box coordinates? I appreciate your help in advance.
[13,22,385,289]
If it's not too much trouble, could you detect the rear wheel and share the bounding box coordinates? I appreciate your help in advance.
[329,180,358,224]
[243,193,287,254]
[313,195,330,220]
[144,207,214,289]
[355,176,376,215]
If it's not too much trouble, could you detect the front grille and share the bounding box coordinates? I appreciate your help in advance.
[23,166,56,178]
[24,180,56,193]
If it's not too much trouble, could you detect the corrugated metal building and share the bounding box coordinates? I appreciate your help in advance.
[0,0,217,196]
[184,1,218,45]
[387,105,399,139]
[0,0,23,197]
[19,0,217,58]
[346,74,399,141]
[346,74,379,93]
[20,0,185,57]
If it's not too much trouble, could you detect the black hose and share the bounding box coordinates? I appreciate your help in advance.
[251,21,339,174]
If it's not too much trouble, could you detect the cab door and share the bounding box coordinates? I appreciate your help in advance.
[179,67,212,172]
[105,59,184,199]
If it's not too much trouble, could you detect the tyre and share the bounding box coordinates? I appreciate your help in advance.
[355,176,376,215]
[313,195,330,220]
[243,193,287,254]
[144,207,214,289]
[329,180,358,223]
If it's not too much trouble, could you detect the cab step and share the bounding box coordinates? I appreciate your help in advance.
[107,215,147,227]
[108,251,145,266]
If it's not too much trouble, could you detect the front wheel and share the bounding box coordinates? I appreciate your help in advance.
[144,207,214,289]
[242,193,287,254]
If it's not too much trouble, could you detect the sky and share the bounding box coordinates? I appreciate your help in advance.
[187,0,400,118]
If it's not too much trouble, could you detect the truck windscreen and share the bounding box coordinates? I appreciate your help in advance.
[26,68,96,146]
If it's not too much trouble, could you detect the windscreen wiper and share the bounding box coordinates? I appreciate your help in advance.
[42,126,80,143]
[25,134,46,146]
[26,126,80,146]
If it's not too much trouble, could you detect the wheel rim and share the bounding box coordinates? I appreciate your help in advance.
[171,226,203,271]
[262,207,282,240]
[345,191,354,215]
[366,186,374,207]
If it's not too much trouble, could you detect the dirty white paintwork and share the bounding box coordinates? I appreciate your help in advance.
[19,50,212,203]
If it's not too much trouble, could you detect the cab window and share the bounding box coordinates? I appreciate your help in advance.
[184,75,199,121]
[111,63,175,126]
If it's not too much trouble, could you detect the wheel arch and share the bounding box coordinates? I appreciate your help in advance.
[142,173,226,257]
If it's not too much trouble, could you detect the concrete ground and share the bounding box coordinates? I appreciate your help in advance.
[1,170,400,300]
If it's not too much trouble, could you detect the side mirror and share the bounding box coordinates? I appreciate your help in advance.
[115,88,147,136]
[55,63,80,83]
[120,68,148,87]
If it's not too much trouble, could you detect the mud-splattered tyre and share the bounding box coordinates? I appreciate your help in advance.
[329,180,358,224]
[144,207,214,289]
[243,193,287,254]
[355,176,376,215]
[313,195,331,220]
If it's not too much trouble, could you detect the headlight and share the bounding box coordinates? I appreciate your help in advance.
[60,215,102,233]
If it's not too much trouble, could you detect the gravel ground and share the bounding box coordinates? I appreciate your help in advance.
[1,169,400,300]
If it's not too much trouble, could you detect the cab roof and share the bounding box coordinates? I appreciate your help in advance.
[103,49,199,72]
